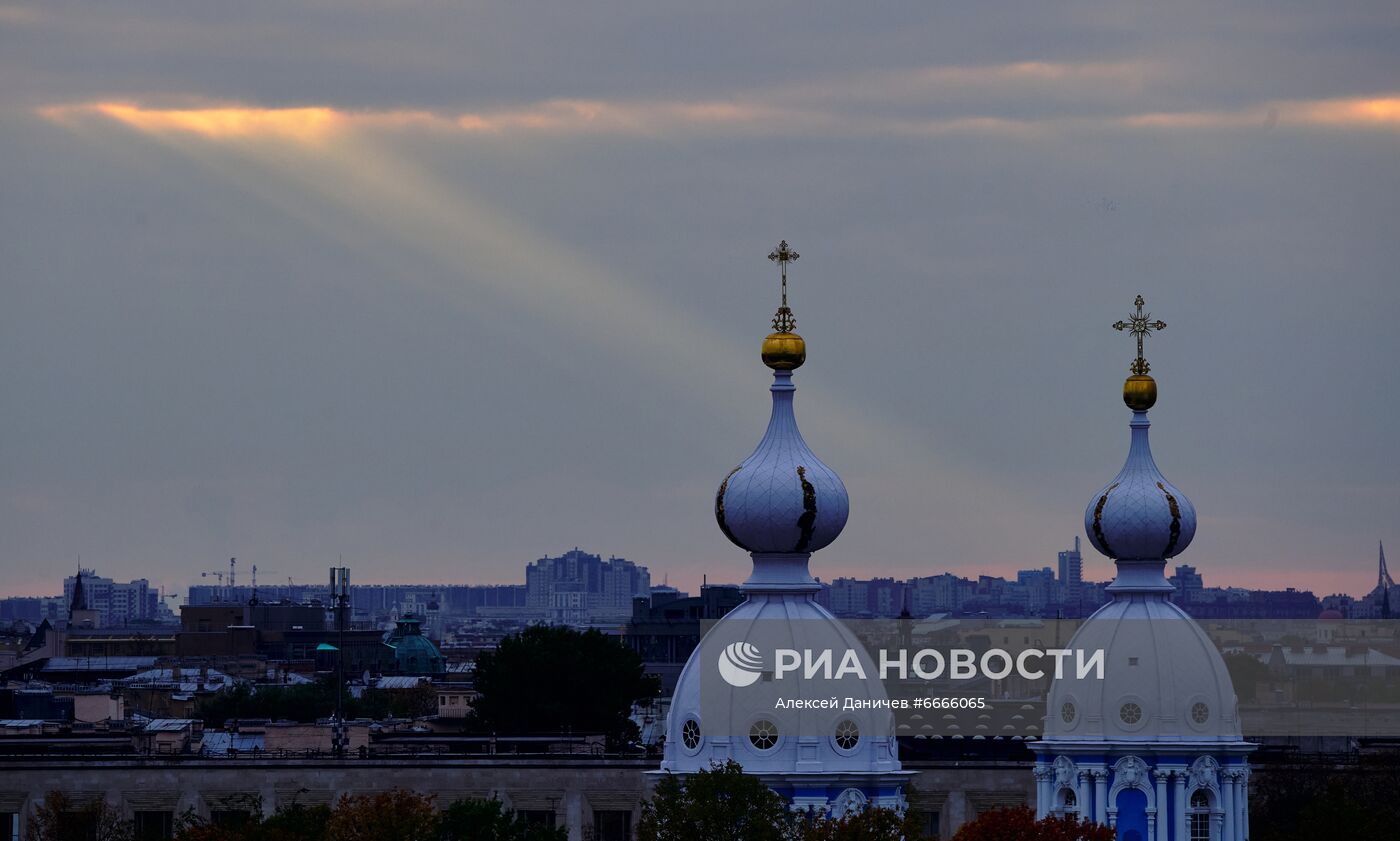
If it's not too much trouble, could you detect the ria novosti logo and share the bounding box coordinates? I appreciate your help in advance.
[717,641,764,687]
[715,642,1105,687]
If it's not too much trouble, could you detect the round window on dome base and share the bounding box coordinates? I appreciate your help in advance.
[749,719,779,752]
[681,718,702,752]
[833,719,860,752]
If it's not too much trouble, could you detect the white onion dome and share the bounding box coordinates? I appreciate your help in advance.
[714,368,849,558]
[1083,410,1197,564]
[713,240,848,569]
[663,242,901,782]
[1084,296,1196,568]
[1049,295,1243,745]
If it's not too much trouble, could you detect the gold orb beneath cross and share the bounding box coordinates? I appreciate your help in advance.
[1123,374,1157,411]
[762,331,806,370]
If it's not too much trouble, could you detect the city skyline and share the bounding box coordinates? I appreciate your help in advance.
[2,540,1389,612]
[2,3,1398,601]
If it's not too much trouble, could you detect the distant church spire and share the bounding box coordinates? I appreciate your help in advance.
[69,566,88,620]
[1379,541,1393,619]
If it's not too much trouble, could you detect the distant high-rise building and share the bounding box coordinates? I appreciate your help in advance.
[1056,537,1082,605]
[1171,563,1204,604]
[828,577,905,617]
[1017,567,1057,614]
[62,570,155,627]
[525,548,650,623]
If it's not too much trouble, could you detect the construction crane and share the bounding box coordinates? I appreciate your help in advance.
[250,564,281,602]
[199,571,225,602]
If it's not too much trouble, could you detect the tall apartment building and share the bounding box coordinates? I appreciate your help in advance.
[525,548,650,623]
[1057,537,1083,605]
[828,577,905,618]
[1171,563,1205,604]
[61,570,156,627]
[1016,567,1057,614]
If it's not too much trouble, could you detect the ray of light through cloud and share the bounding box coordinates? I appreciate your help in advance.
[5,1,1398,598]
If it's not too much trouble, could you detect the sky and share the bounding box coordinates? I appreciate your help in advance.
[0,2,1397,600]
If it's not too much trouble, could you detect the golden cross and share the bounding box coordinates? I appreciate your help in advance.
[767,240,799,332]
[1113,295,1166,375]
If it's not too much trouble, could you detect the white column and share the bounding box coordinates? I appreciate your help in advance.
[1034,768,1050,819]
[1154,770,1169,841]
[1173,772,1187,841]
[1076,772,1090,822]
[1240,770,1250,841]
[1094,770,1108,825]
[1221,774,1236,841]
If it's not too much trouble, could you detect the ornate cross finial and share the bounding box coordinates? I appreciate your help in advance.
[767,240,799,332]
[1113,295,1166,375]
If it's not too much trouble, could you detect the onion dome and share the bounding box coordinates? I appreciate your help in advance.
[1084,296,1196,579]
[714,242,849,583]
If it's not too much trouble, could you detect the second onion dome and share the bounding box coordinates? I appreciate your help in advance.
[1084,295,1197,563]
[715,241,849,557]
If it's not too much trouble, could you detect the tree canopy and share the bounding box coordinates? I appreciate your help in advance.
[25,792,132,841]
[639,761,918,841]
[950,806,1114,841]
[194,676,436,726]
[26,790,564,841]
[639,761,796,841]
[469,624,659,745]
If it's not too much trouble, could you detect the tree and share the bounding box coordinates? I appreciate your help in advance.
[1250,756,1400,841]
[470,625,659,746]
[257,803,333,841]
[170,795,271,841]
[792,805,919,841]
[195,676,440,727]
[1222,651,1270,702]
[356,682,439,720]
[638,762,796,841]
[26,792,132,841]
[950,806,1114,841]
[323,790,438,841]
[438,798,566,841]
[194,678,338,725]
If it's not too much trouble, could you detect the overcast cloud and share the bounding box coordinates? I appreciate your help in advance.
[1,2,1397,598]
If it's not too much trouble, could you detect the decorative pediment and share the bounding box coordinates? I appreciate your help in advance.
[1188,755,1220,792]
[829,788,868,819]
[1112,755,1149,790]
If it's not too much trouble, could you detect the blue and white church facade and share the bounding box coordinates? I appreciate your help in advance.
[1032,297,1253,841]
[657,242,910,815]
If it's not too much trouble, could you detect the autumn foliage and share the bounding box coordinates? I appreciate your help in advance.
[951,806,1114,841]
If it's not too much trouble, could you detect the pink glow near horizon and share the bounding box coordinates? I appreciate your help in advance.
[0,558,1376,602]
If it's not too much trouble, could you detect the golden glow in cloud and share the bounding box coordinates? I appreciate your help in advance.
[38,89,1400,148]
[38,102,453,143]
[1296,97,1400,126]
[1121,96,1400,131]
